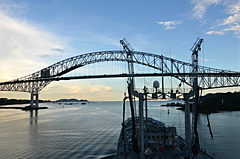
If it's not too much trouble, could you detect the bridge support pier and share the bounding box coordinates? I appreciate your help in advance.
[30,93,39,108]
[30,94,34,107]
[35,94,39,108]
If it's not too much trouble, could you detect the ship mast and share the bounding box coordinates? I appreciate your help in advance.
[184,38,203,158]
[120,39,145,158]
[190,38,203,158]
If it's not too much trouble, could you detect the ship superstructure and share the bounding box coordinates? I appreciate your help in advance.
[116,117,179,158]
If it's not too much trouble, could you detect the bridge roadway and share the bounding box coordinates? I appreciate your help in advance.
[1,72,240,90]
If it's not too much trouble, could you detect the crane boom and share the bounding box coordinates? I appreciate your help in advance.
[120,38,135,92]
[190,38,203,54]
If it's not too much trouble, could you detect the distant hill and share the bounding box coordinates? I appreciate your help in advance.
[201,92,240,106]
[0,98,51,106]
[199,92,240,112]
[55,99,88,102]
[177,92,240,113]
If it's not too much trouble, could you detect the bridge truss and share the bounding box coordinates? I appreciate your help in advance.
[0,51,240,94]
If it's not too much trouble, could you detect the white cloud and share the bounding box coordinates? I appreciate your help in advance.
[181,41,189,45]
[41,82,117,101]
[0,0,26,15]
[157,20,182,30]
[206,24,240,36]
[199,57,215,61]
[206,30,225,35]
[0,9,65,81]
[222,13,240,25]
[192,0,222,19]
[223,23,240,34]
[224,0,240,14]
[194,0,240,37]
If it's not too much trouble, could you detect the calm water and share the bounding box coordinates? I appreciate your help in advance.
[0,101,239,159]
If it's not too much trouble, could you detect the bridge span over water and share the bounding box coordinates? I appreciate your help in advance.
[0,48,240,106]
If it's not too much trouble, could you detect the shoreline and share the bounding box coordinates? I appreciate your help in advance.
[0,99,51,106]
[161,103,240,113]
[0,105,48,111]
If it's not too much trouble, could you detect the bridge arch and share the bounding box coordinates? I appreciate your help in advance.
[0,50,240,93]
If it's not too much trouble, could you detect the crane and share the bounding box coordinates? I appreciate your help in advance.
[120,38,135,94]
[190,38,203,158]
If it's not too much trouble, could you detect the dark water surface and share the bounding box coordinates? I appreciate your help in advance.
[0,101,239,159]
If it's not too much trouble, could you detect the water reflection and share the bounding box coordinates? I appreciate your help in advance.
[30,110,38,124]
[0,102,238,159]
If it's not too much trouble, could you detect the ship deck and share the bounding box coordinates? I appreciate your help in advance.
[116,117,215,159]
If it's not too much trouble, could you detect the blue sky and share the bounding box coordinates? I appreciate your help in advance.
[0,0,239,101]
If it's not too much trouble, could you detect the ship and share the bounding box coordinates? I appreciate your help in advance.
[115,82,215,159]
[116,39,215,159]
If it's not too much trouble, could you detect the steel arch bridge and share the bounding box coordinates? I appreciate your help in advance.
[0,50,240,95]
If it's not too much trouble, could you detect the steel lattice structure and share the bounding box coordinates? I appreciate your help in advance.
[0,50,240,94]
